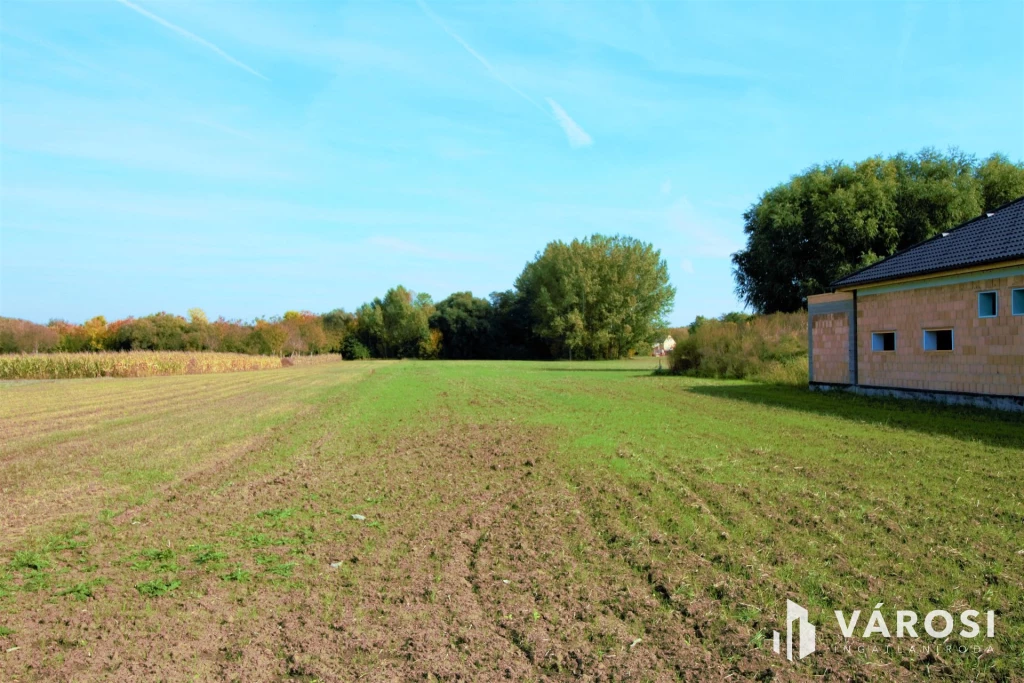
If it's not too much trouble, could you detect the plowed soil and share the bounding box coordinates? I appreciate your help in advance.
[1,360,1021,681]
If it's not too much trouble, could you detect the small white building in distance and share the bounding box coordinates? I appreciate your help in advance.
[652,335,676,356]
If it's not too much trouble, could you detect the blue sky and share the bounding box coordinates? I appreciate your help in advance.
[1,1,1021,326]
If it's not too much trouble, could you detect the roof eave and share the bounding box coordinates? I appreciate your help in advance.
[831,256,1024,291]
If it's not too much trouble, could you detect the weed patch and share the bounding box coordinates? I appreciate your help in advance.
[135,578,181,597]
[129,548,179,572]
[57,579,106,601]
[255,555,295,577]
[256,508,296,524]
[10,551,49,571]
[190,546,228,566]
[220,567,251,583]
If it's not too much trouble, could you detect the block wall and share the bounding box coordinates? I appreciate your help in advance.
[811,311,851,384]
[857,273,1023,396]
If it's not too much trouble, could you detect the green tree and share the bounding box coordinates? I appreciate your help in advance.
[732,148,1024,313]
[187,308,208,325]
[419,328,442,359]
[977,153,1024,210]
[486,290,545,360]
[297,314,328,354]
[212,318,250,353]
[249,319,288,356]
[108,318,148,350]
[354,286,433,358]
[321,309,356,353]
[185,308,214,350]
[49,320,91,352]
[83,316,108,351]
[147,313,188,350]
[277,311,328,355]
[429,292,493,360]
[380,287,431,358]
[718,312,753,325]
[341,335,371,360]
[515,234,675,359]
[108,313,188,351]
[354,302,385,357]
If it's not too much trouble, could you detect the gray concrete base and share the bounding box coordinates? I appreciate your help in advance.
[809,382,1024,413]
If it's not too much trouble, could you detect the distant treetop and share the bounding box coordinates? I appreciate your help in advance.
[732,148,1024,313]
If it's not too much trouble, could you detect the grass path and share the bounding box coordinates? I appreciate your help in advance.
[0,360,1021,680]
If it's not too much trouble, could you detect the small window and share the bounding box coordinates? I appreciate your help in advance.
[978,291,997,318]
[1013,288,1024,316]
[924,329,954,351]
[871,331,896,351]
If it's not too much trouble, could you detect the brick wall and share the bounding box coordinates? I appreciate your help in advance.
[811,311,851,384]
[857,273,1023,396]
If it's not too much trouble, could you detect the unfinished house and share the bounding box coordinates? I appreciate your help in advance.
[806,197,1024,411]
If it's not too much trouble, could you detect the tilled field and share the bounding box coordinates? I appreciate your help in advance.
[1,360,1021,681]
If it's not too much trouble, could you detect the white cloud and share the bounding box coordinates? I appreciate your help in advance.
[546,98,593,148]
[115,0,268,80]
[681,258,694,274]
[660,179,672,195]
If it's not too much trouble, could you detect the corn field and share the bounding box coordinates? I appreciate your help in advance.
[0,351,308,380]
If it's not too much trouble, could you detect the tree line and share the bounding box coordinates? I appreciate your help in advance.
[1,235,675,361]
[733,149,1024,313]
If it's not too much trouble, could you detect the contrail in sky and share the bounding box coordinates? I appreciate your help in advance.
[415,0,592,148]
[115,0,268,81]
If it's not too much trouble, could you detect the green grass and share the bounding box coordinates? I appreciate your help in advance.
[135,578,181,597]
[56,579,106,601]
[0,358,1021,680]
[220,566,251,583]
[189,545,228,566]
[9,551,50,571]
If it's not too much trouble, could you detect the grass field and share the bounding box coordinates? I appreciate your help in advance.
[1,360,1021,681]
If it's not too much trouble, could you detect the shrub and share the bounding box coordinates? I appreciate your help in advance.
[342,336,371,360]
[669,311,808,385]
